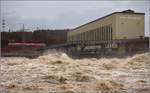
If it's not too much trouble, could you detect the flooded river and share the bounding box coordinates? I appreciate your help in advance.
[0,50,150,93]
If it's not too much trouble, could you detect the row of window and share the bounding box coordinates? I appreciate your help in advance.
[68,24,112,42]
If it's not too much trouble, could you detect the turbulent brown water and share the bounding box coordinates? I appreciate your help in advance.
[0,50,150,93]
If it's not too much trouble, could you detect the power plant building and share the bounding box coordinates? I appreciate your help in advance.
[67,10,145,43]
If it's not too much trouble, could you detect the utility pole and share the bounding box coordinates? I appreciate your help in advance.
[36,27,39,30]
[8,29,11,32]
[2,17,5,32]
[22,24,25,33]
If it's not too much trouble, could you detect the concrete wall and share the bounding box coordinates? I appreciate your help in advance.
[67,14,116,42]
[115,13,144,39]
[67,11,145,42]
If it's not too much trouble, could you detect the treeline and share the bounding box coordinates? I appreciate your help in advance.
[1,29,69,47]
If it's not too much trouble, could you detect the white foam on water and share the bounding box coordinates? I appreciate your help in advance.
[0,50,149,92]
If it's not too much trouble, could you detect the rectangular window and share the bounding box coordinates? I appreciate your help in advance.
[106,25,108,41]
[93,29,95,41]
[96,29,98,41]
[108,25,110,41]
[110,25,112,40]
[102,26,104,41]
[99,28,101,41]
[99,27,100,41]
[104,26,106,40]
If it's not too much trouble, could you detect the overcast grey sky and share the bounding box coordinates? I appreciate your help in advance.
[1,1,150,36]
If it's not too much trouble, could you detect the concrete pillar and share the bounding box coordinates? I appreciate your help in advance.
[118,43,126,55]
[101,44,106,55]
[107,48,112,53]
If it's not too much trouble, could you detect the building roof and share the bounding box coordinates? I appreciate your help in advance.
[71,10,145,31]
